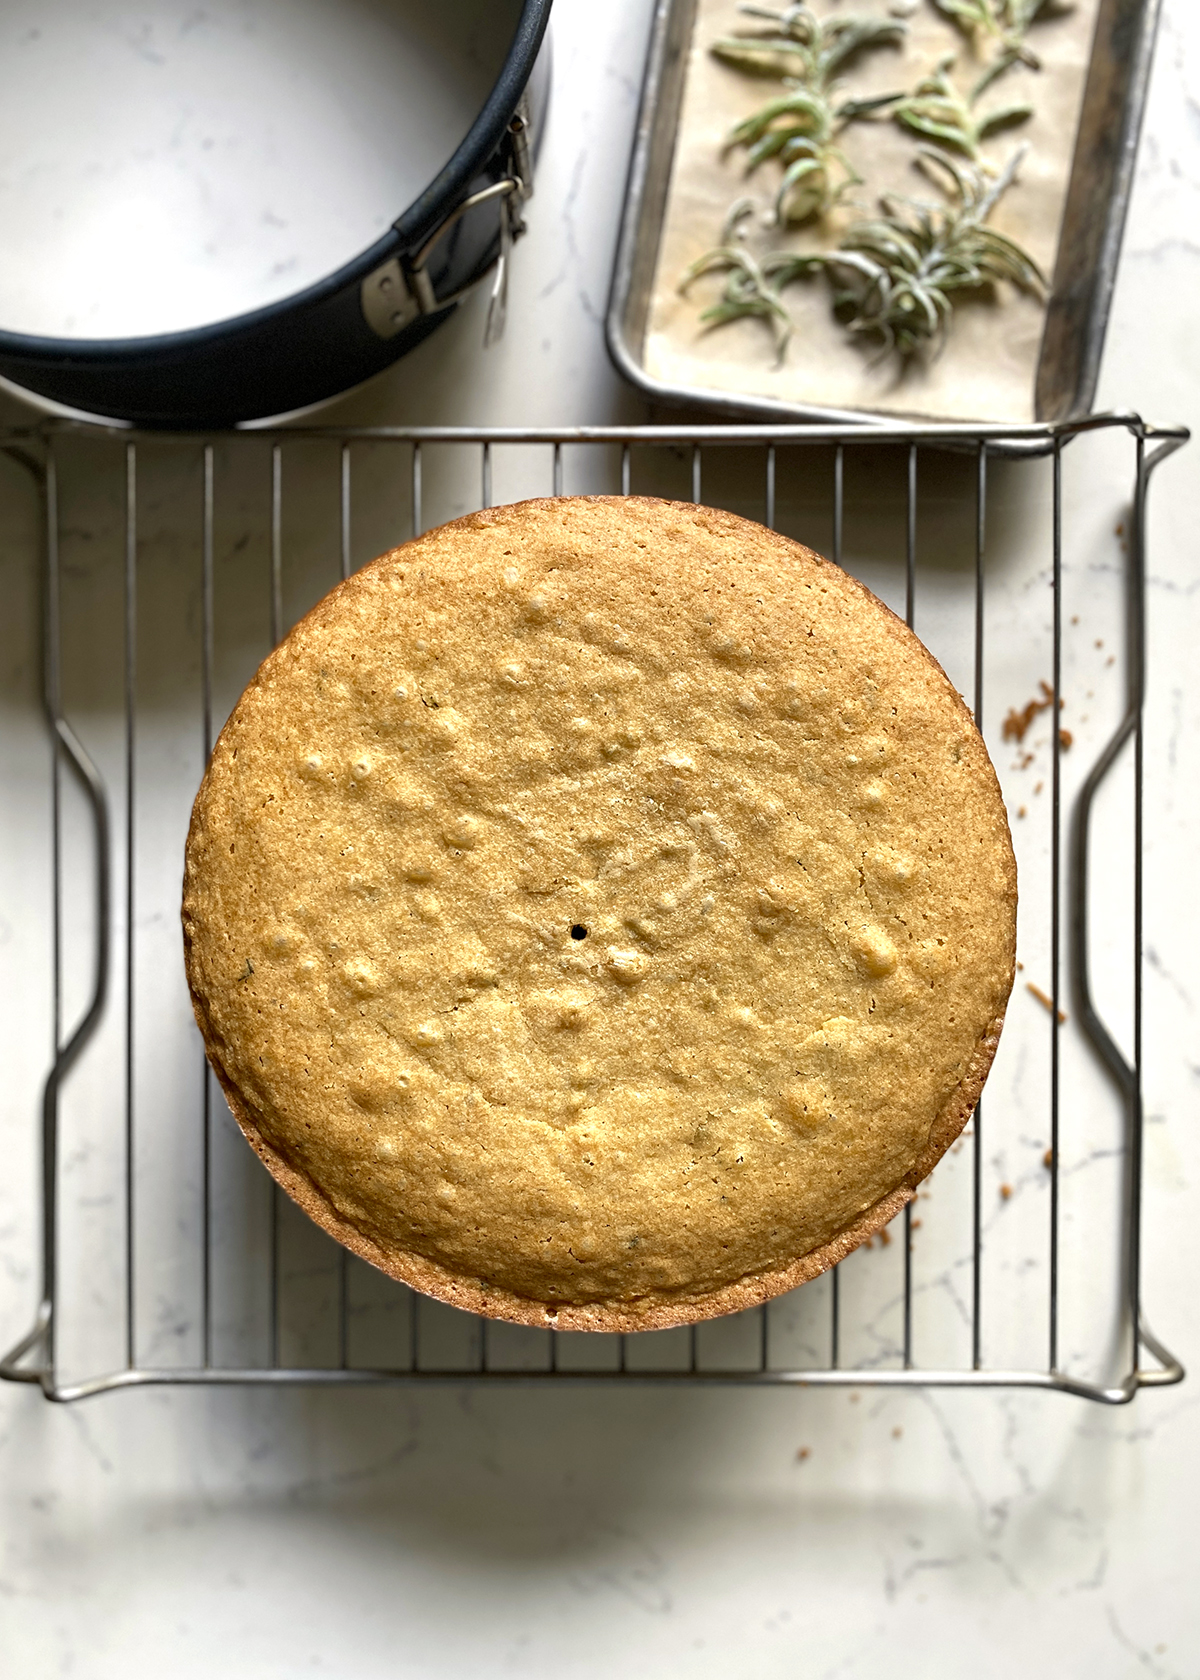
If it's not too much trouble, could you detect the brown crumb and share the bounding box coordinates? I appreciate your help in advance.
[1106,655,1115,666]
[911,1218,922,1231]
[1059,729,1073,750]
[1033,781,1044,795]
[796,1446,811,1462]
[1017,805,1027,819]
[1000,1183,1013,1201]
[879,1227,891,1246]
[1095,639,1104,649]
[1115,523,1124,539]
[892,1426,903,1439]
[1018,751,1035,770]
[1017,961,1024,971]
[849,1393,860,1403]
[1071,614,1080,624]
[1043,1149,1055,1170]
[1026,981,1067,1024]
[1002,680,1059,744]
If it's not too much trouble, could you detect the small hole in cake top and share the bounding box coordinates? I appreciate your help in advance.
[570,924,588,940]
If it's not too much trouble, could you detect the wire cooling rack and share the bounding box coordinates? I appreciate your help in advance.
[0,413,1188,1403]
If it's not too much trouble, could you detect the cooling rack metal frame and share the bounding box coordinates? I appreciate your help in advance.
[0,412,1189,1404]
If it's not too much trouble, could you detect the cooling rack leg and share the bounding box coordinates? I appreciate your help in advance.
[201,446,215,1369]
[0,442,114,1396]
[972,441,987,1371]
[1136,1316,1186,1388]
[1066,425,1189,1391]
[124,442,138,1373]
[1049,440,1063,1374]
[0,1304,53,1388]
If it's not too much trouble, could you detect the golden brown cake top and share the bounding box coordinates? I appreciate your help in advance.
[183,496,1016,1329]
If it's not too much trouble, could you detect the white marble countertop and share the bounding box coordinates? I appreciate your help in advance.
[1,1,1198,1673]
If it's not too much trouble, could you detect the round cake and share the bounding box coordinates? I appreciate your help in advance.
[183,496,1016,1331]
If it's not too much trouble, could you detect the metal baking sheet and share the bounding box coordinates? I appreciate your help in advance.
[607,0,1162,428]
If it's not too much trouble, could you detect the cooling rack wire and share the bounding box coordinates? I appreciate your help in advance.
[0,413,1187,1402]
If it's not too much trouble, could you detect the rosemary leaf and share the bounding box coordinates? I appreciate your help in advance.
[728,87,828,153]
[711,38,814,79]
[762,250,828,286]
[976,100,1037,136]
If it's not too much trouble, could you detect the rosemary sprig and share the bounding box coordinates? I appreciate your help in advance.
[712,5,907,223]
[932,0,1074,88]
[816,146,1045,358]
[893,55,1032,165]
[679,200,822,360]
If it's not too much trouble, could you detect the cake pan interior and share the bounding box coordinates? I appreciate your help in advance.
[0,0,551,425]
[0,0,522,340]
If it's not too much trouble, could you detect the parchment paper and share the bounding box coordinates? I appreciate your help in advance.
[643,0,1100,422]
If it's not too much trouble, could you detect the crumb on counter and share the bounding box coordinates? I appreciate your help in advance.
[1026,981,1067,1023]
[1002,680,1060,744]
